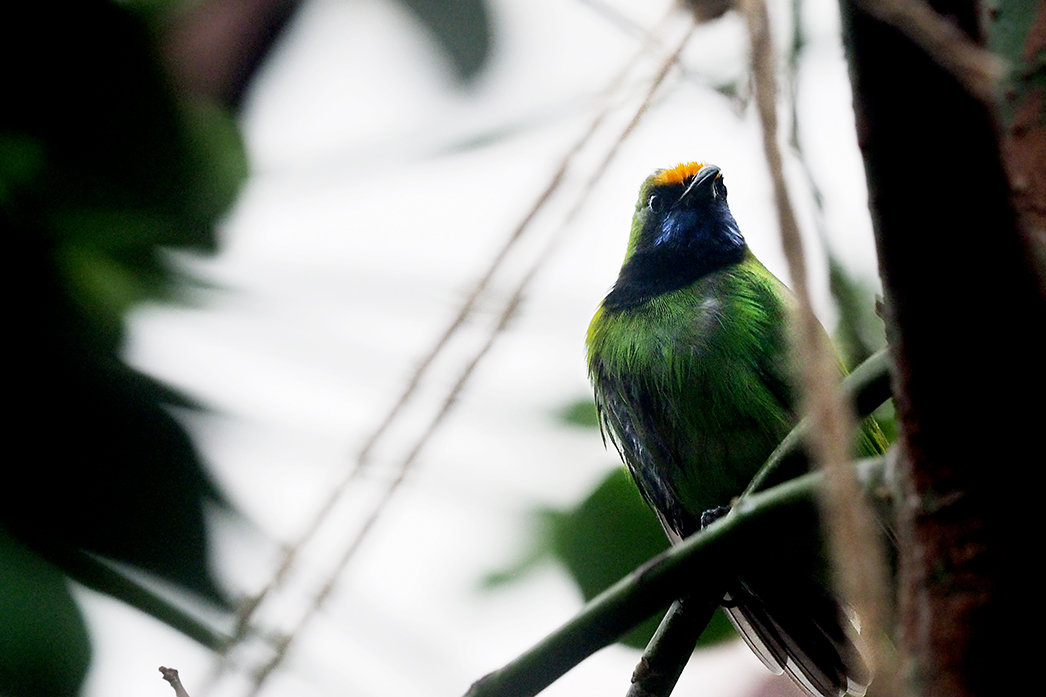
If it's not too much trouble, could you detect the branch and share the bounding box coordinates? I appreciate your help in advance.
[239,19,702,697]
[464,460,889,697]
[623,596,718,697]
[743,347,893,497]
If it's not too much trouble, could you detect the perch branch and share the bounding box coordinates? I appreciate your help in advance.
[464,459,888,697]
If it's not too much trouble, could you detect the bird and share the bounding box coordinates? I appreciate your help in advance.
[585,162,884,697]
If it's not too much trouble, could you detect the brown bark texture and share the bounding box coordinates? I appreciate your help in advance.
[840,1,1046,696]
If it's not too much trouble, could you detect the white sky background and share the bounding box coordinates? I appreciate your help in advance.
[79,0,880,696]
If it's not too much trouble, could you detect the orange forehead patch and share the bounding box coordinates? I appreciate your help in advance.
[652,162,706,186]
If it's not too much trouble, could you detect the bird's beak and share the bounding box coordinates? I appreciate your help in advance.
[678,164,721,203]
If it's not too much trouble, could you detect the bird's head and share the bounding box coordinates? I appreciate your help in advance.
[604,162,747,309]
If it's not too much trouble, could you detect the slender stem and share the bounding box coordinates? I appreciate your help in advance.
[240,16,702,697]
[743,347,892,497]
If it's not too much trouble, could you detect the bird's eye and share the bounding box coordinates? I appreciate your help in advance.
[647,194,664,213]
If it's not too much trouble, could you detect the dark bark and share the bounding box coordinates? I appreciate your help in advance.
[839,1,1046,695]
[160,0,301,108]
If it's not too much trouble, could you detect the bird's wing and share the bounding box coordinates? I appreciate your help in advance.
[592,367,701,538]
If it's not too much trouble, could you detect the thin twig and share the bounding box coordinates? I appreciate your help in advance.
[786,0,883,364]
[217,2,685,673]
[159,667,193,697]
[245,290,526,695]
[239,13,699,696]
[742,0,893,686]
[743,347,892,497]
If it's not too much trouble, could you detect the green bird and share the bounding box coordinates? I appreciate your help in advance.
[586,162,882,697]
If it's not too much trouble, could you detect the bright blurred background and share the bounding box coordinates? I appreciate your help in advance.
[2,1,885,696]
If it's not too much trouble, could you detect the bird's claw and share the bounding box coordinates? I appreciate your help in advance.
[700,505,731,529]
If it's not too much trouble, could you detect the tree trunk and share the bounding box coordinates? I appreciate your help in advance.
[839,1,1046,695]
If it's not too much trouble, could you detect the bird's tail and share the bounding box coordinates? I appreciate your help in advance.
[722,578,870,697]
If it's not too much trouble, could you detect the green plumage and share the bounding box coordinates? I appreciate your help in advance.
[586,163,880,697]
[588,249,795,529]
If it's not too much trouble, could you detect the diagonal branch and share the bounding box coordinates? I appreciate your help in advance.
[238,13,701,696]
[743,347,893,497]
[54,549,230,652]
[463,458,890,697]
[623,596,718,697]
[224,7,691,663]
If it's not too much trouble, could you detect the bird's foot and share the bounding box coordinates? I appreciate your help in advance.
[699,505,731,529]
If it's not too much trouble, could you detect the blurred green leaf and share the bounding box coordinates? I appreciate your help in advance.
[548,468,735,649]
[4,1,247,331]
[490,468,736,650]
[871,401,898,445]
[2,0,242,629]
[825,262,897,443]
[396,0,492,82]
[556,397,601,429]
[180,99,251,225]
[5,344,228,602]
[0,529,91,697]
[547,469,668,605]
[0,135,46,201]
[827,255,885,370]
[5,0,488,693]
[985,0,1044,125]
